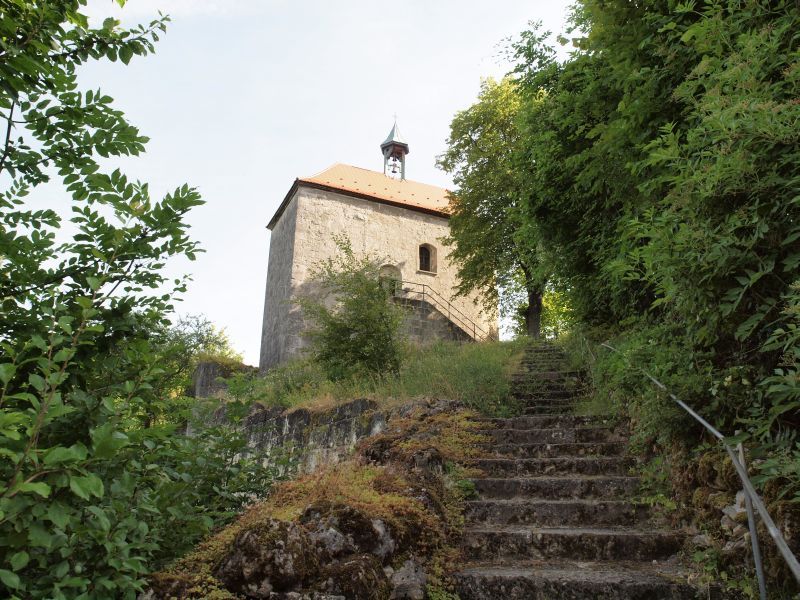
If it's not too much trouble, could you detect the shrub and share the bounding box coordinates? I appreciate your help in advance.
[297,236,406,381]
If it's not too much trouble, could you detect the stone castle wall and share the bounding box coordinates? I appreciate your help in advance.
[258,194,300,370]
[259,185,496,371]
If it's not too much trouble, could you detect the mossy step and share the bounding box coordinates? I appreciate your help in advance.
[512,373,578,382]
[520,396,579,406]
[465,498,651,527]
[486,415,611,429]
[485,441,626,458]
[468,456,630,477]
[514,389,580,399]
[522,405,577,415]
[514,369,582,378]
[484,426,623,445]
[471,476,640,500]
[454,560,713,600]
[462,525,683,561]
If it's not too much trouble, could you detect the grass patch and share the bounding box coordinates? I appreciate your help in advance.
[227,340,524,417]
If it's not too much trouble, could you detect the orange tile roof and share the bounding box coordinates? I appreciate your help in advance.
[268,163,451,229]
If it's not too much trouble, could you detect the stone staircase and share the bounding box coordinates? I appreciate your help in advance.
[454,343,719,600]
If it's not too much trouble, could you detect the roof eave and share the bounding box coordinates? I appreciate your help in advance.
[266,178,300,230]
[266,179,450,230]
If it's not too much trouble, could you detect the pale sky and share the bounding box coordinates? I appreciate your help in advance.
[63,0,575,364]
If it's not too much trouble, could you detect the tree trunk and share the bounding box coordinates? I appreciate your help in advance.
[525,287,543,339]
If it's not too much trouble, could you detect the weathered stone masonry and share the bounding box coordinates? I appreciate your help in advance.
[259,163,496,372]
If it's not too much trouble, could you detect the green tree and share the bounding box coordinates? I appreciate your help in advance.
[123,314,243,427]
[298,236,406,380]
[437,77,547,337]
[502,3,800,587]
[0,3,276,598]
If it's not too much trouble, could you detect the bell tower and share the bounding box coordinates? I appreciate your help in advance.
[380,120,410,180]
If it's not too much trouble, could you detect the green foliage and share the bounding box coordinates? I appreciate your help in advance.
[229,340,522,417]
[296,236,406,380]
[438,1,800,588]
[0,3,278,598]
[437,77,547,336]
[426,587,461,600]
[501,0,800,501]
[140,315,242,425]
[539,287,576,339]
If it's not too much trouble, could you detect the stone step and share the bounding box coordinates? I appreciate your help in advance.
[513,385,583,394]
[522,404,577,416]
[486,415,611,429]
[514,370,582,379]
[469,456,630,477]
[518,376,572,382]
[485,426,622,445]
[471,476,640,500]
[522,399,579,410]
[486,442,626,458]
[515,390,579,400]
[454,561,709,600]
[462,526,683,561]
[519,365,570,372]
[514,372,577,379]
[465,498,650,527]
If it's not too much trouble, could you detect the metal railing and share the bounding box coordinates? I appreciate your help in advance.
[600,342,800,598]
[390,280,490,342]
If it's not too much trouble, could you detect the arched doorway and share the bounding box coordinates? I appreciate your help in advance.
[379,264,402,295]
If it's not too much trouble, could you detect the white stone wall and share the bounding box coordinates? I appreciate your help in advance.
[259,185,497,370]
[259,195,300,370]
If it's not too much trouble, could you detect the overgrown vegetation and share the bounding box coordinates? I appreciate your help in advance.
[0,3,276,598]
[228,340,522,417]
[441,0,800,592]
[437,78,548,337]
[148,405,490,599]
[296,236,406,381]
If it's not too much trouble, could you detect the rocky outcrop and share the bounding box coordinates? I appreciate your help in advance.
[192,359,256,399]
[147,399,487,599]
[212,507,396,599]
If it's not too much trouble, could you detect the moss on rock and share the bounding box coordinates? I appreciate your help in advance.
[148,401,489,599]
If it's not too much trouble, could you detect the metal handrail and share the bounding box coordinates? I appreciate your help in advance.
[393,280,489,341]
[398,284,482,340]
[400,280,482,333]
[600,342,800,596]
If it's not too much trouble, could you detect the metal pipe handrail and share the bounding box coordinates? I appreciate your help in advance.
[599,342,800,595]
[399,280,487,337]
[393,280,489,341]
[397,286,481,340]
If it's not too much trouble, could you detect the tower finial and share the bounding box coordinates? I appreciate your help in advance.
[380,119,410,180]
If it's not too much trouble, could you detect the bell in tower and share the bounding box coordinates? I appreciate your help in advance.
[380,120,410,180]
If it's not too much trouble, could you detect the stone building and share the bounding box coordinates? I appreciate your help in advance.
[259,124,496,371]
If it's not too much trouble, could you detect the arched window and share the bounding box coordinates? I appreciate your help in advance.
[418,244,437,273]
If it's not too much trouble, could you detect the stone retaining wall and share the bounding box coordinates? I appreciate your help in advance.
[242,398,387,473]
